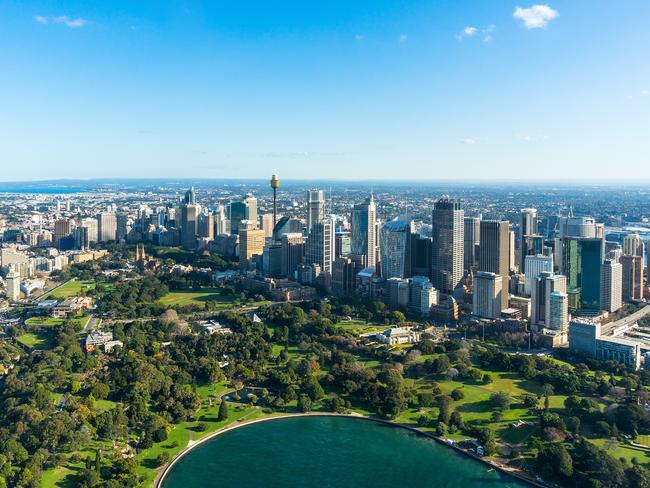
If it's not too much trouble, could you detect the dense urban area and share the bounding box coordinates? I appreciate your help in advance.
[1,178,650,488]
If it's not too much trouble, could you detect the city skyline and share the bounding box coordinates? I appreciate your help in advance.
[1,0,649,180]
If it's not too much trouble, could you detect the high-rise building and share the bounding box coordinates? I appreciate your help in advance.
[116,213,129,241]
[229,194,257,235]
[54,218,73,247]
[463,217,480,272]
[184,187,196,205]
[350,194,377,268]
[97,212,117,242]
[74,226,89,250]
[520,208,539,237]
[621,254,644,301]
[281,233,304,278]
[179,203,199,249]
[6,266,21,302]
[530,271,567,328]
[473,271,503,319]
[244,194,258,224]
[524,254,554,295]
[214,205,228,236]
[479,220,510,309]
[262,243,283,278]
[239,229,266,270]
[335,230,351,258]
[80,217,98,243]
[563,237,603,311]
[305,217,335,275]
[548,291,569,331]
[198,212,215,240]
[409,275,438,317]
[411,234,432,278]
[259,213,275,238]
[307,189,325,231]
[431,197,464,294]
[270,173,280,227]
[624,234,645,257]
[332,257,356,296]
[600,259,622,312]
[379,218,413,279]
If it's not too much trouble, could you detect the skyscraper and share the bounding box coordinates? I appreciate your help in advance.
[623,234,645,257]
[621,254,644,301]
[601,259,622,313]
[6,266,21,302]
[548,291,569,332]
[97,212,117,242]
[229,194,257,235]
[307,189,325,231]
[350,194,377,268]
[479,220,510,309]
[520,208,539,237]
[563,237,603,311]
[463,216,480,272]
[531,271,567,329]
[473,271,503,319]
[379,218,413,279]
[239,228,266,270]
[270,173,280,227]
[524,254,554,295]
[281,233,304,278]
[431,197,464,294]
[305,217,335,275]
[179,203,198,250]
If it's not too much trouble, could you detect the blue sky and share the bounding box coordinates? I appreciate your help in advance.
[0,1,649,181]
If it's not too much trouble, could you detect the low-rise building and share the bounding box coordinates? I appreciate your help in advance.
[375,326,422,345]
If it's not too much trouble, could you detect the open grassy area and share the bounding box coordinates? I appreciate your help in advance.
[15,331,56,350]
[25,315,90,329]
[39,279,96,301]
[158,289,237,307]
[333,318,387,336]
[590,438,650,464]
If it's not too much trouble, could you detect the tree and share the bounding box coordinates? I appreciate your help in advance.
[537,443,573,479]
[218,400,229,421]
[156,452,172,467]
[490,391,511,411]
[297,395,312,412]
[302,375,325,401]
[451,389,465,401]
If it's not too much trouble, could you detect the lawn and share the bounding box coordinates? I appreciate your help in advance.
[158,289,237,307]
[39,279,96,301]
[333,318,387,336]
[590,438,650,465]
[25,315,90,329]
[15,331,56,350]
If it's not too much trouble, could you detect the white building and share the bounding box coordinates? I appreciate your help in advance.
[524,254,553,296]
[600,259,622,313]
[473,271,503,319]
[5,267,21,301]
[548,291,569,331]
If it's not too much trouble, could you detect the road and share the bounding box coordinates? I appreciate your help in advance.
[601,304,650,336]
[84,315,101,333]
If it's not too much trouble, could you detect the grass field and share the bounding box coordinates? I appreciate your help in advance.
[591,438,650,464]
[25,315,90,329]
[16,331,56,350]
[333,318,387,336]
[158,289,237,307]
[39,279,96,301]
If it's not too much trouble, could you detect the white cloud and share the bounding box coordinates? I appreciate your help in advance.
[354,34,365,41]
[461,137,477,145]
[642,89,649,96]
[458,25,496,42]
[35,15,89,28]
[516,133,549,142]
[513,5,559,29]
[54,16,88,28]
[399,34,408,43]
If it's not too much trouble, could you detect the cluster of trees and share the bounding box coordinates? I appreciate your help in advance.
[96,276,168,317]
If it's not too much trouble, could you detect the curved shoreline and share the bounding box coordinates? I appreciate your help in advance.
[154,412,545,488]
